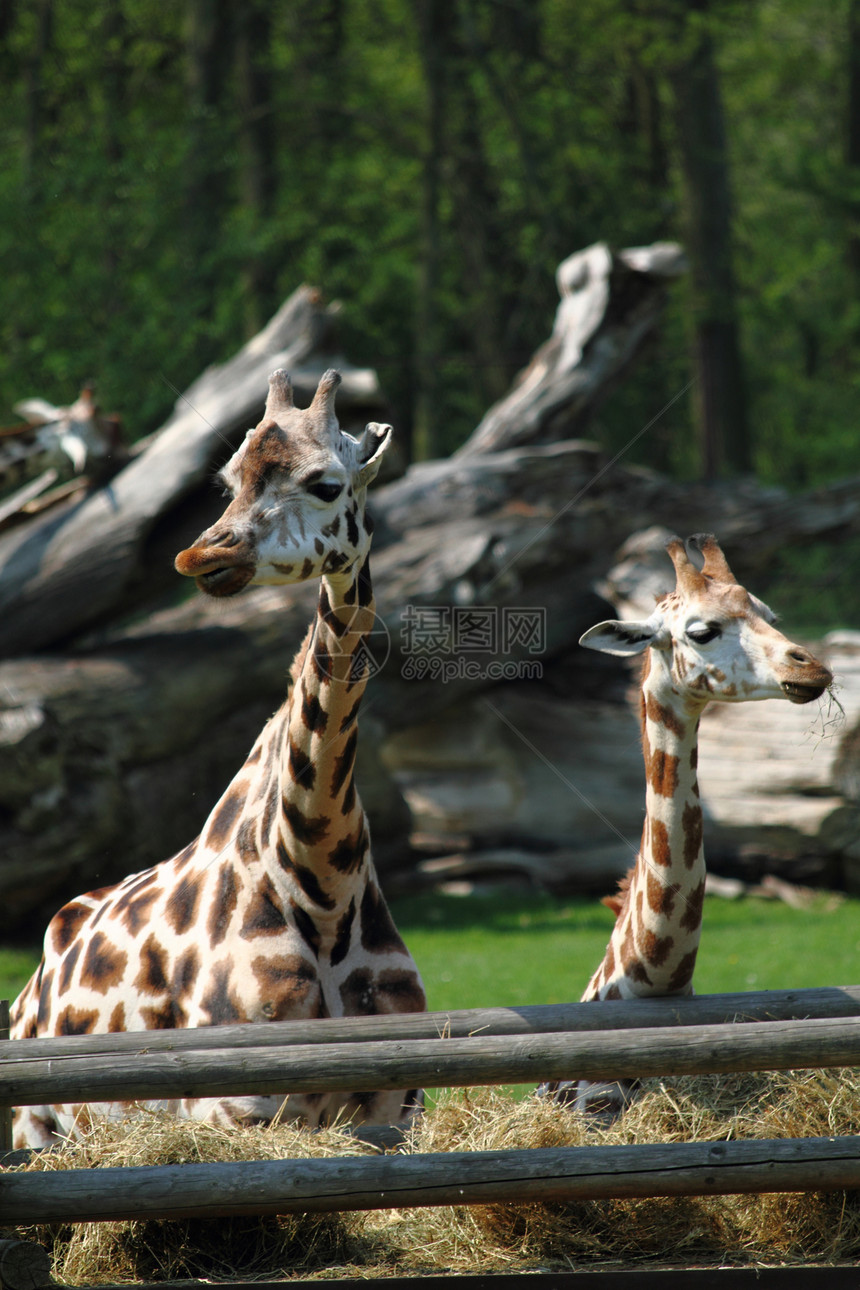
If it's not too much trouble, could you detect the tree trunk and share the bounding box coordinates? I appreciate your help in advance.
[235,1,276,337]
[184,0,232,351]
[847,0,860,286]
[22,0,53,201]
[668,1,749,479]
[413,0,446,461]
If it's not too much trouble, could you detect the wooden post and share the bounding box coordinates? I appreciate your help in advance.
[0,1001,12,1154]
[0,1240,52,1290]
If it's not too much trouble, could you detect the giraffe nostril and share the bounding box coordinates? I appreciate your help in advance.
[787,647,812,665]
[210,529,241,549]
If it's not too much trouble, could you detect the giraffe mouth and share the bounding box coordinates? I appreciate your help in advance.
[781,679,830,704]
[195,564,256,597]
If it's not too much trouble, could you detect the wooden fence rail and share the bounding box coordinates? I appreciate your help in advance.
[3,985,860,1256]
[5,984,860,1061]
[4,1136,860,1226]
[3,1014,860,1108]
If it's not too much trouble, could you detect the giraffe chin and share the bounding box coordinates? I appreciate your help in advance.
[195,564,256,597]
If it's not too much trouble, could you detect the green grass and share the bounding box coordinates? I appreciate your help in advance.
[2,887,859,1014]
[389,888,860,1010]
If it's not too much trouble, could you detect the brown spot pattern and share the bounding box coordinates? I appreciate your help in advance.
[360,884,404,954]
[58,942,82,996]
[56,1005,99,1036]
[200,961,241,1025]
[331,729,357,798]
[650,819,671,866]
[376,968,426,1012]
[251,953,320,1017]
[206,788,244,851]
[645,744,680,797]
[166,873,203,936]
[289,737,316,789]
[301,688,328,735]
[682,802,704,868]
[680,878,706,933]
[135,934,169,994]
[118,885,161,938]
[241,876,288,936]
[208,864,239,947]
[646,870,678,917]
[173,946,201,997]
[283,800,329,846]
[645,693,686,739]
[80,932,128,995]
[330,900,355,966]
[108,1002,126,1031]
[667,949,699,992]
[340,966,376,1015]
[641,928,674,967]
[50,902,92,954]
[291,901,321,956]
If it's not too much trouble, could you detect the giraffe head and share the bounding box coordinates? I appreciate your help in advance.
[580,533,832,707]
[175,369,392,596]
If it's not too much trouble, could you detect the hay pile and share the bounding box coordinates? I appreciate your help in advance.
[11,1071,860,1281]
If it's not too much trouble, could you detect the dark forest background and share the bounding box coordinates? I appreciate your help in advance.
[1,0,859,492]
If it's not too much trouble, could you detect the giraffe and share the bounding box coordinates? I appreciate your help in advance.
[542,533,832,1115]
[10,368,427,1148]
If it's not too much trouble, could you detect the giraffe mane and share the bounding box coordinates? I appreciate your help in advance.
[601,866,634,920]
[288,620,315,692]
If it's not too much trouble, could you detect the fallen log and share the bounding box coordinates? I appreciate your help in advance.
[3,246,860,929]
[0,287,387,656]
[457,241,686,456]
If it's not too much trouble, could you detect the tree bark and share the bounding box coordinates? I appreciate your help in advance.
[0,287,384,656]
[413,0,446,461]
[235,1,276,337]
[847,0,860,286]
[458,241,686,455]
[668,1,749,479]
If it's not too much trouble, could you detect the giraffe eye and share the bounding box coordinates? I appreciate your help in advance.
[306,481,343,503]
[687,622,721,645]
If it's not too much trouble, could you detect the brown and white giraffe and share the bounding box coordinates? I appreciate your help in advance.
[542,533,832,1114]
[11,368,426,1148]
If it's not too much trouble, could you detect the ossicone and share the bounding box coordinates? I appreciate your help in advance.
[310,368,342,416]
[265,369,294,417]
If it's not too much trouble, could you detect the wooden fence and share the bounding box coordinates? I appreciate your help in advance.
[3,986,860,1287]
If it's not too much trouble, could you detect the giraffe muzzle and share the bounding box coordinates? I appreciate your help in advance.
[174,544,256,597]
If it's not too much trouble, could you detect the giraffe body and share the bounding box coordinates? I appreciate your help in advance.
[11,369,426,1148]
[544,534,832,1114]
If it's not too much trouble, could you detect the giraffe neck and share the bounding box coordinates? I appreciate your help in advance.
[585,652,706,1000]
[265,557,376,913]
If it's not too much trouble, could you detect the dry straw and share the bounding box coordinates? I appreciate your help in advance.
[11,1070,860,1281]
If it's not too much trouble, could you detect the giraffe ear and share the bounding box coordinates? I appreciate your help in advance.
[356,422,393,485]
[579,618,659,656]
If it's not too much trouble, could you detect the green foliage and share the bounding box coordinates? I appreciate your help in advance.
[0,946,41,1005]
[0,0,856,481]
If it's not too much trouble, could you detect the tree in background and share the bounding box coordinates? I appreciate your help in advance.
[665,0,749,479]
[0,0,855,486]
